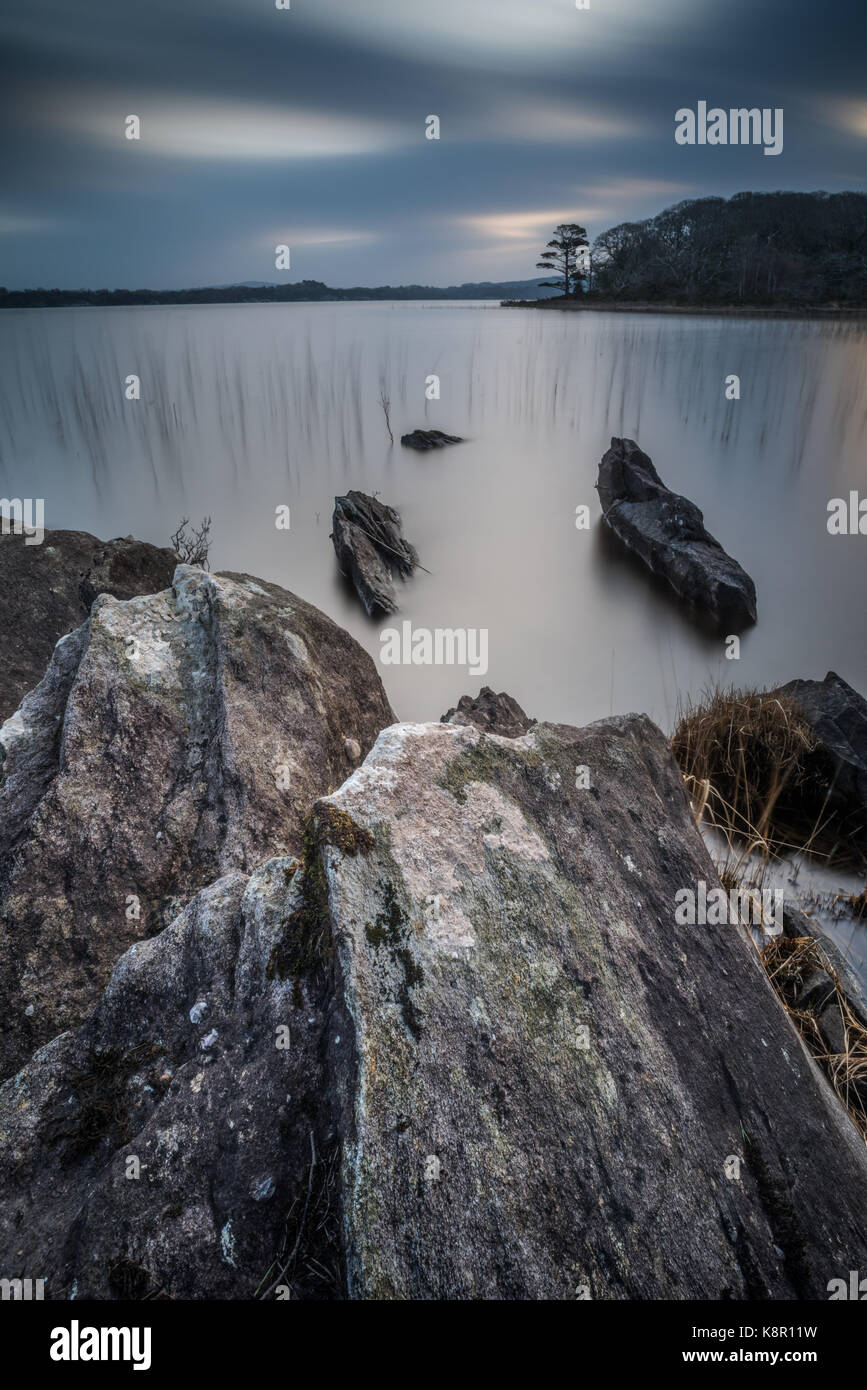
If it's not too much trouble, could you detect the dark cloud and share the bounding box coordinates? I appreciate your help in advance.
[1,0,864,288]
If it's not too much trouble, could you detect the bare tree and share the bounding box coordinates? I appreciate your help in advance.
[170,515,212,569]
[378,389,394,443]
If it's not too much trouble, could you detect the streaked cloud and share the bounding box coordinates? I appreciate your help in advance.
[298,0,702,67]
[476,99,641,145]
[34,91,407,162]
[0,211,60,235]
[827,99,867,138]
[457,207,603,244]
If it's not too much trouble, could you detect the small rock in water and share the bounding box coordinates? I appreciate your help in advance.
[441,686,535,738]
[400,429,463,450]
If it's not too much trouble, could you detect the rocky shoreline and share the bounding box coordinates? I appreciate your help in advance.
[0,528,865,1300]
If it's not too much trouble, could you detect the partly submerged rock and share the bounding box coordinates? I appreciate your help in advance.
[400,429,463,450]
[315,717,867,1298]
[0,527,177,722]
[782,902,867,1026]
[776,671,867,859]
[331,491,419,617]
[0,860,338,1300]
[441,686,535,738]
[597,437,757,629]
[0,566,394,1079]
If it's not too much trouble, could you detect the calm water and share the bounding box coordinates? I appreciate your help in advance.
[2,302,866,732]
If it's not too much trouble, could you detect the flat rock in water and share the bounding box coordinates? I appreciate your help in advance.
[776,671,867,858]
[331,491,419,617]
[0,566,395,1079]
[400,429,463,450]
[597,437,757,628]
[0,527,177,721]
[441,686,535,738]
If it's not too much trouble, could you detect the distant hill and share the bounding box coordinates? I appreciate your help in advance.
[0,278,560,308]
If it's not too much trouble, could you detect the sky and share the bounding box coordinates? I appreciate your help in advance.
[1,0,865,290]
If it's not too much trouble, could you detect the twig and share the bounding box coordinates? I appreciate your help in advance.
[259,1130,317,1300]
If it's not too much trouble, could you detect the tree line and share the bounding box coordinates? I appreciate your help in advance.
[587,191,867,305]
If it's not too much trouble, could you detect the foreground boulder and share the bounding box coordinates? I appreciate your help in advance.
[331,491,419,617]
[441,686,535,738]
[776,671,867,859]
[0,527,177,722]
[317,717,867,1298]
[0,566,394,1079]
[2,709,866,1299]
[400,429,463,450]
[597,438,757,628]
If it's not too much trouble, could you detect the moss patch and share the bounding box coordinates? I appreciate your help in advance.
[438,735,541,805]
[365,881,424,1039]
[315,804,375,857]
[266,806,372,985]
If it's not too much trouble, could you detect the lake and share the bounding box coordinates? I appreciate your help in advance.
[2,301,866,733]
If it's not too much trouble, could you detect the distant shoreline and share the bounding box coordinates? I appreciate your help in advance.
[501,298,867,319]
[0,279,557,310]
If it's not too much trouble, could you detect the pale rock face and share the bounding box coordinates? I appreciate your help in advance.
[314,715,867,1300]
[0,565,394,1079]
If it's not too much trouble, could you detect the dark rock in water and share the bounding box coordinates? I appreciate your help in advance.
[400,429,463,450]
[0,566,395,1080]
[315,716,867,1299]
[776,671,867,857]
[331,490,419,617]
[441,686,535,738]
[0,528,177,722]
[783,902,867,1022]
[596,437,757,628]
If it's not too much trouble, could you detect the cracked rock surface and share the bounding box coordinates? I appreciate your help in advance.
[0,565,394,1078]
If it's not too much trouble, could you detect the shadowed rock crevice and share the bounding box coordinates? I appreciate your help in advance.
[0,863,345,1299]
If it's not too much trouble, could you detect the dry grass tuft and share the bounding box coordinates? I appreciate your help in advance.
[672,684,859,867]
[761,934,867,1142]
